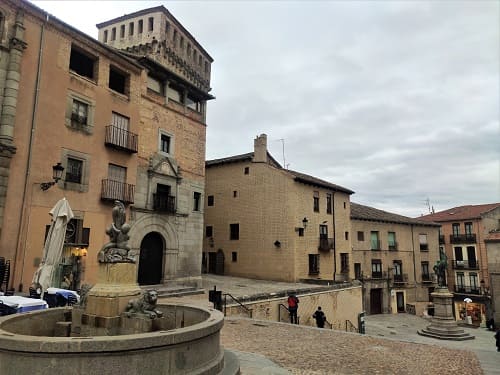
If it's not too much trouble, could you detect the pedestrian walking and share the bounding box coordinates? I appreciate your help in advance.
[495,328,500,352]
[287,293,299,324]
[313,306,326,328]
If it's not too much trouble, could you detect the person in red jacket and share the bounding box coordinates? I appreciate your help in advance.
[287,293,299,324]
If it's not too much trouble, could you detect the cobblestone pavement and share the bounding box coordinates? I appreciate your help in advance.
[220,317,483,375]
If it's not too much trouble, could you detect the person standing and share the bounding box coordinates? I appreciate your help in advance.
[287,293,299,324]
[313,306,326,328]
[495,328,500,352]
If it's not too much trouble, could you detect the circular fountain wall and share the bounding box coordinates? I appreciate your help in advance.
[0,303,225,375]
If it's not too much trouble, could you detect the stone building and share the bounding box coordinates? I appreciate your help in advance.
[350,203,440,315]
[204,134,354,283]
[419,203,500,325]
[485,230,500,326]
[0,0,213,292]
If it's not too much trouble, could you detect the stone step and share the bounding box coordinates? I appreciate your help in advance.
[140,284,205,298]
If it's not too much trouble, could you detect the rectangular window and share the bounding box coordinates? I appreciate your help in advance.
[187,43,191,57]
[147,76,163,94]
[69,45,96,80]
[469,273,478,291]
[108,164,126,183]
[233,191,238,198]
[371,231,380,250]
[244,167,249,175]
[167,84,183,103]
[465,222,473,236]
[344,231,349,240]
[456,272,465,290]
[354,263,361,279]
[66,158,83,183]
[454,246,464,262]
[153,183,174,213]
[198,55,202,66]
[186,94,201,112]
[193,192,201,211]
[173,30,177,45]
[298,228,304,237]
[180,36,184,48]
[129,22,134,36]
[205,61,209,73]
[138,19,143,34]
[452,223,460,236]
[319,224,328,239]
[71,100,88,126]
[103,30,108,43]
[393,261,402,281]
[308,254,319,275]
[205,226,213,238]
[109,66,128,95]
[111,27,116,41]
[313,191,319,212]
[388,232,397,250]
[357,231,364,241]
[148,17,154,31]
[232,252,237,262]
[326,193,332,214]
[207,195,214,206]
[160,133,171,154]
[421,262,430,280]
[64,218,90,246]
[120,24,125,38]
[340,253,349,274]
[230,224,239,240]
[371,260,382,278]
[419,234,428,251]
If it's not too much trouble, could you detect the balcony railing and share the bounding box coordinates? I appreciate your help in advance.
[451,260,479,270]
[101,179,135,204]
[371,240,381,251]
[421,273,435,283]
[388,242,398,251]
[318,237,334,251]
[153,193,175,214]
[454,285,481,295]
[449,234,476,244]
[371,271,383,279]
[439,235,445,244]
[393,273,408,283]
[105,125,138,153]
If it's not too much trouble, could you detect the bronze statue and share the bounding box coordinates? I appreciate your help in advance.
[98,201,135,263]
[125,290,163,319]
[433,248,448,287]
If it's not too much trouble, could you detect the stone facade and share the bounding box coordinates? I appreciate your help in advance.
[350,203,440,315]
[204,134,354,283]
[0,0,212,292]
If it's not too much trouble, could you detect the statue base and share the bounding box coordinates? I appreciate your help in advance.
[418,287,474,340]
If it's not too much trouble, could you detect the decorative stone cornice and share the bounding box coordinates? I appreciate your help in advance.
[9,37,27,52]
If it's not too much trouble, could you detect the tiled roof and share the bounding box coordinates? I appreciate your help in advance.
[351,202,440,226]
[485,231,500,242]
[205,152,254,166]
[418,203,500,222]
[287,170,354,195]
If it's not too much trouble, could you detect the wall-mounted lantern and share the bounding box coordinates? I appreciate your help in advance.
[302,217,308,229]
[40,162,64,191]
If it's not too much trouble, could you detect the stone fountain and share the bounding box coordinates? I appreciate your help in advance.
[0,201,238,374]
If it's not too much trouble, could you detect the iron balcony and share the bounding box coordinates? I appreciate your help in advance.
[104,125,138,153]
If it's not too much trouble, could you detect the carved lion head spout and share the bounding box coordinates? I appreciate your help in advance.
[125,290,163,319]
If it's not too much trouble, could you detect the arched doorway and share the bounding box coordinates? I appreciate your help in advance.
[138,232,164,285]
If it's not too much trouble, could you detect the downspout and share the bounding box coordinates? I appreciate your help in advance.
[15,14,47,291]
[410,224,417,303]
[332,191,336,281]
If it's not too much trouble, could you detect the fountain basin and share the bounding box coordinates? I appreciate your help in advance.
[0,303,226,375]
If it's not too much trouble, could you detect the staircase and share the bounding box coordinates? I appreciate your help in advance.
[140,284,205,298]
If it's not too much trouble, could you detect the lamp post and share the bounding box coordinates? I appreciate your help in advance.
[40,162,64,191]
[302,217,308,229]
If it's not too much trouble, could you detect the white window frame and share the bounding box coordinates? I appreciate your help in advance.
[158,129,174,156]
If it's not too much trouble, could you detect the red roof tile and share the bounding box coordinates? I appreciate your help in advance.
[418,203,500,222]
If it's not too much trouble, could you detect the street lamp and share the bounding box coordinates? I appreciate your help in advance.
[302,217,308,229]
[40,163,64,191]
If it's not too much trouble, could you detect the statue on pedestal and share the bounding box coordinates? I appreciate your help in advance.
[125,291,163,319]
[433,248,448,288]
[98,201,135,263]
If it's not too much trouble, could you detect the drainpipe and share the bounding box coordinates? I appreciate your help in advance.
[332,191,336,282]
[15,13,47,291]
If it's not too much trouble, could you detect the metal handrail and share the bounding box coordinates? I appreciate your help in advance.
[345,319,358,333]
[278,303,289,323]
[223,293,252,318]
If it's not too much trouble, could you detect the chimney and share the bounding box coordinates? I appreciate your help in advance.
[253,134,268,163]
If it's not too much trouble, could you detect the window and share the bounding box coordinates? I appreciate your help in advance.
[469,273,478,292]
[69,46,97,80]
[148,17,154,31]
[103,30,108,43]
[393,261,402,281]
[233,191,238,198]
[173,30,177,45]
[232,252,237,262]
[344,231,349,240]
[452,223,460,236]
[454,246,463,262]
[298,228,304,237]
[165,22,170,35]
[159,132,171,154]
[193,192,201,211]
[205,226,213,238]
[148,76,164,94]
[370,231,380,250]
[371,260,382,278]
[343,202,346,209]
[230,224,239,240]
[357,231,364,241]
[340,253,349,274]
[326,193,332,214]
[66,158,83,183]
[309,254,319,275]
[129,22,134,36]
[120,25,125,38]
[108,164,126,183]
[465,222,473,236]
[71,100,88,126]
[466,246,476,267]
[180,36,184,48]
[354,263,361,279]
[109,66,128,95]
[244,167,249,175]
[421,262,430,280]
[153,184,174,213]
[207,195,214,206]
[419,234,428,251]
[313,191,319,212]
[167,84,183,103]
[193,50,197,62]
[388,232,397,250]
[111,27,116,41]
[198,55,202,66]
[138,20,143,34]
[186,94,201,112]
[205,61,209,73]
[187,43,191,57]
[456,272,465,290]
[106,164,128,202]
[62,218,90,246]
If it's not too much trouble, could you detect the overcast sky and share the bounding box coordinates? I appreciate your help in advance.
[31,0,499,217]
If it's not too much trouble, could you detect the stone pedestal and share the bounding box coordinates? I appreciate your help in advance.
[418,287,474,340]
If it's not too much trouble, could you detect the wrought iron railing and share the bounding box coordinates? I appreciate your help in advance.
[449,234,476,244]
[223,293,252,318]
[454,285,481,295]
[451,260,479,270]
[153,194,175,213]
[318,237,334,251]
[101,179,135,204]
[421,273,435,283]
[104,125,138,153]
[393,273,408,283]
[388,242,398,251]
[439,235,445,244]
